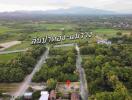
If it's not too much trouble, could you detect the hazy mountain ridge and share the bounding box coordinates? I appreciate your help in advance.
[44,7,117,15]
[0,7,130,18]
[0,7,118,16]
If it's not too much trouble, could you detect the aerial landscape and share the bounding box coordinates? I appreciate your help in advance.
[0,0,132,100]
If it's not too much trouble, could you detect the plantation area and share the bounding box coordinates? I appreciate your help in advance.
[32,47,79,83]
[80,43,132,99]
[0,46,46,83]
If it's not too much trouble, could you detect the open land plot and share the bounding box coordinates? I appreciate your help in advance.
[0,83,20,93]
[0,41,21,51]
[5,41,30,51]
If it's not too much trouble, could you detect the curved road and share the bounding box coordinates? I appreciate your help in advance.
[12,47,49,99]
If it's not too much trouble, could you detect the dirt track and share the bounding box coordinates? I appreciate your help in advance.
[0,41,21,51]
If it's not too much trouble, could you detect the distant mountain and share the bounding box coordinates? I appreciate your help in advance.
[44,7,117,15]
[0,7,119,18]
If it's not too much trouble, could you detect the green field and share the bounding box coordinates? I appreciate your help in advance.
[5,41,30,51]
[0,22,131,48]
[0,53,19,63]
[92,28,130,38]
[38,23,75,30]
[0,23,131,59]
[3,28,129,50]
[0,26,13,34]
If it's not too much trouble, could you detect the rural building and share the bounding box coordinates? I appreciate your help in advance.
[97,40,111,45]
[24,92,32,100]
[49,90,56,100]
[71,93,80,100]
[39,91,49,100]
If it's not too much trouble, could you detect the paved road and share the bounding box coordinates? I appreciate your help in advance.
[12,47,49,99]
[76,44,88,100]
[0,49,28,54]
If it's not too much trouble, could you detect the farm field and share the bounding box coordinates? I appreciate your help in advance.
[92,28,130,38]
[5,41,30,51]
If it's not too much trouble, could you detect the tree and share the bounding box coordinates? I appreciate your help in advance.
[62,62,75,73]
[116,32,122,36]
[32,91,41,100]
[19,55,36,74]
[95,55,105,65]
[46,78,57,91]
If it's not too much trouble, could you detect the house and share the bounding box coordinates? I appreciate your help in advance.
[71,93,80,100]
[97,40,111,45]
[49,90,56,100]
[39,91,49,100]
[24,92,32,100]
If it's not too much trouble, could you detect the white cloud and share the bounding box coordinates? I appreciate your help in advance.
[102,0,132,13]
[0,0,131,13]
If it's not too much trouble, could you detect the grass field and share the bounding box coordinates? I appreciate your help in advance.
[0,53,19,63]
[92,28,130,38]
[5,41,30,51]
[0,26,13,34]
[39,23,75,30]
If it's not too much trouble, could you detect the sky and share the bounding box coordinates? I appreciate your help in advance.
[0,0,132,13]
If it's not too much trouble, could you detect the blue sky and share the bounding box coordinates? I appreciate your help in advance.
[0,0,132,13]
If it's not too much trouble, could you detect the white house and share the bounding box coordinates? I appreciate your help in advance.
[39,91,49,100]
[97,40,111,45]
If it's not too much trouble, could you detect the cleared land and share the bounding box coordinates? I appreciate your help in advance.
[0,83,20,93]
[0,41,21,51]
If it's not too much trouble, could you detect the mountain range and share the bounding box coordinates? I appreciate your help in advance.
[43,7,117,15]
[0,7,128,18]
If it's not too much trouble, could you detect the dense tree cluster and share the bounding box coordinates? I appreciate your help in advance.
[32,48,78,83]
[109,34,132,44]
[80,44,132,99]
[0,46,46,82]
